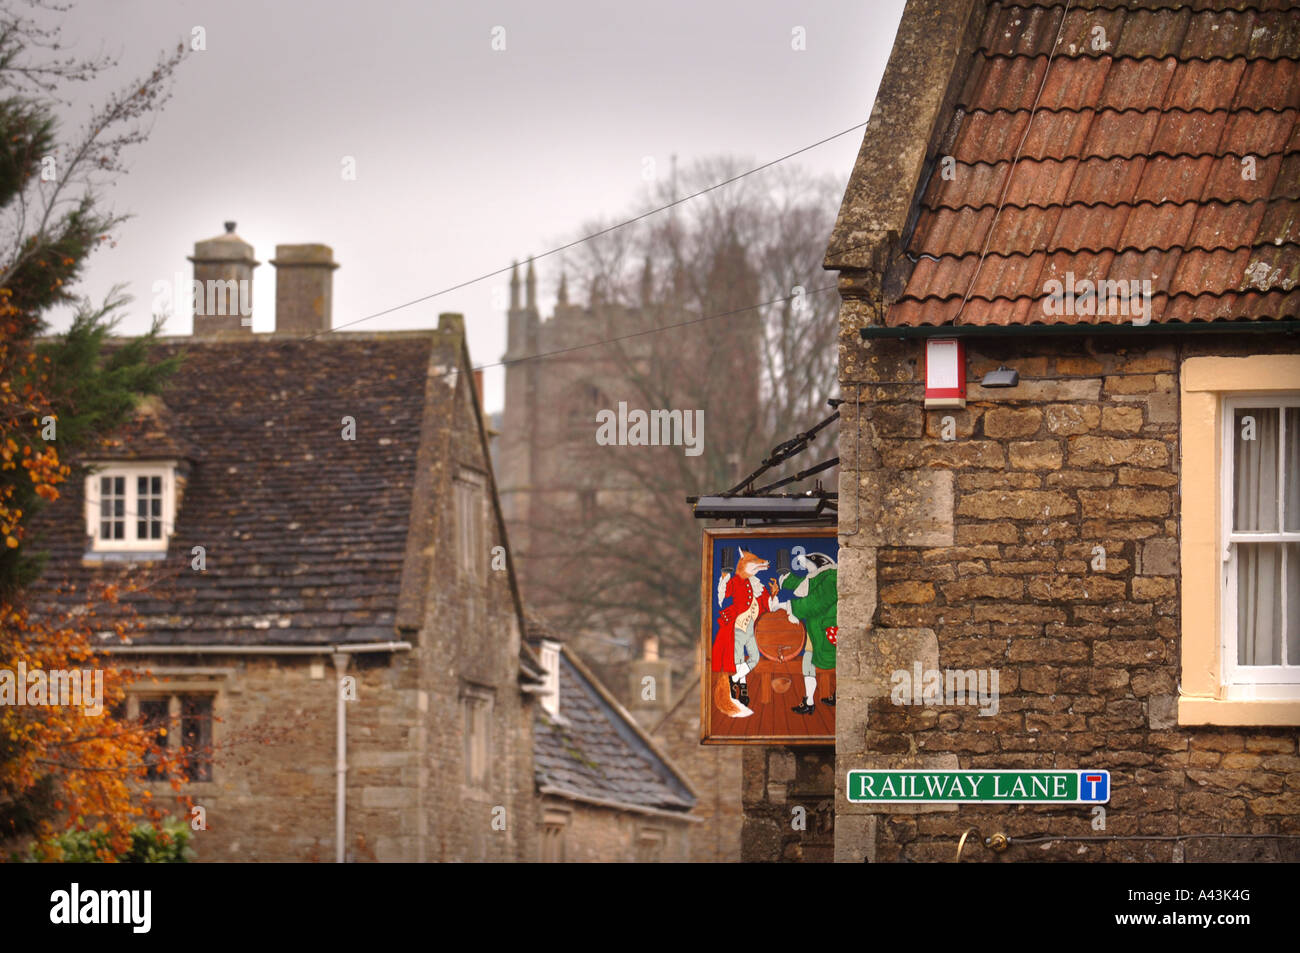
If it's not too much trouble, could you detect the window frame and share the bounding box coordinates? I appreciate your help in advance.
[540,808,570,863]
[454,467,488,583]
[1219,396,1300,696]
[83,461,177,552]
[635,825,667,863]
[460,683,494,792]
[1180,354,1300,725]
[128,689,217,784]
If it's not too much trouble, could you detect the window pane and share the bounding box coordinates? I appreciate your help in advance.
[1286,409,1299,533]
[181,696,213,782]
[97,475,127,541]
[1289,544,1299,668]
[1237,544,1283,666]
[139,698,170,781]
[134,473,164,542]
[1234,408,1279,532]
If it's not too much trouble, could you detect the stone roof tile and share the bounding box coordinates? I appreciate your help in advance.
[534,651,694,813]
[27,333,444,646]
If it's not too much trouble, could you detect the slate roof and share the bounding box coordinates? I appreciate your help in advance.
[890,0,1300,327]
[27,332,444,646]
[88,395,198,462]
[533,648,695,814]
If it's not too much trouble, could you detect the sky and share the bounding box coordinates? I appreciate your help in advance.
[47,0,906,413]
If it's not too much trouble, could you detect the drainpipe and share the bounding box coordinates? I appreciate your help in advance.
[332,652,350,863]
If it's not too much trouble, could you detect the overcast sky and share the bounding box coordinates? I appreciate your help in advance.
[49,0,905,412]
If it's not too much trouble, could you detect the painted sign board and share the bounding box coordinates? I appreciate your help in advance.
[700,526,837,745]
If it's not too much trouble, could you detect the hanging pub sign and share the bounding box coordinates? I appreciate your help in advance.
[700,526,837,745]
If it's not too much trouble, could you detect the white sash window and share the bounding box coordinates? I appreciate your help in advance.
[84,463,177,552]
[1222,397,1300,696]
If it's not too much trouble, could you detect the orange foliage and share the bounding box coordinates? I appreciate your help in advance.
[0,294,191,861]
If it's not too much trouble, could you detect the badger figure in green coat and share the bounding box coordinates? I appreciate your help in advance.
[773,551,838,715]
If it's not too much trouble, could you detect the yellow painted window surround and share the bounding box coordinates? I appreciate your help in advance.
[1180,354,1300,726]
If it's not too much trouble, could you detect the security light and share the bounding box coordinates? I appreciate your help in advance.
[981,366,1019,388]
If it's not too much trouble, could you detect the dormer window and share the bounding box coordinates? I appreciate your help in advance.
[85,463,177,553]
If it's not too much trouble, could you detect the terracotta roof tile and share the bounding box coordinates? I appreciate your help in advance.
[1258,195,1300,244]
[1112,200,1199,249]
[886,0,1300,327]
[1068,155,1156,205]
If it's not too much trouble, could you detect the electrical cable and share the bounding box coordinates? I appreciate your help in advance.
[301,120,871,341]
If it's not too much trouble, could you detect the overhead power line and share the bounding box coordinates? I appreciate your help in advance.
[302,119,869,341]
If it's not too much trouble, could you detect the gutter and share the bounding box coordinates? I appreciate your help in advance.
[537,786,704,823]
[860,320,1300,340]
[332,653,350,864]
[99,641,413,655]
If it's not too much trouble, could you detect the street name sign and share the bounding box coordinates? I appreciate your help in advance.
[846,769,1110,804]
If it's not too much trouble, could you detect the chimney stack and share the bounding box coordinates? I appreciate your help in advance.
[271,243,338,334]
[188,222,257,335]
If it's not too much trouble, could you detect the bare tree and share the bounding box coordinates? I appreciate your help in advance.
[0,0,187,295]
[514,157,841,670]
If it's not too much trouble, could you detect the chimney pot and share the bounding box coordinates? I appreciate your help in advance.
[188,223,258,336]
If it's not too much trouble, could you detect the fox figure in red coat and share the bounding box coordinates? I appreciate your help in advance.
[712,548,778,718]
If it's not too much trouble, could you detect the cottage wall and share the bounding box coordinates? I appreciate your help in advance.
[835,326,1300,862]
[539,797,692,862]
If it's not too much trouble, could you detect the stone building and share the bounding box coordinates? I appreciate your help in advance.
[527,617,697,861]
[497,257,757,862]
[823,0,1300,862]
[25,227,694,862]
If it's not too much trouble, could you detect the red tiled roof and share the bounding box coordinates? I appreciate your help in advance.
[890,0,1300,327]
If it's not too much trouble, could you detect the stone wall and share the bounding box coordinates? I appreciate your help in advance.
[541,796,693,862]
[645,670,744,863]
[141,344,540,863]
[741,746,835,862]
[137,641,538,863]
[835,330,1300,863]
